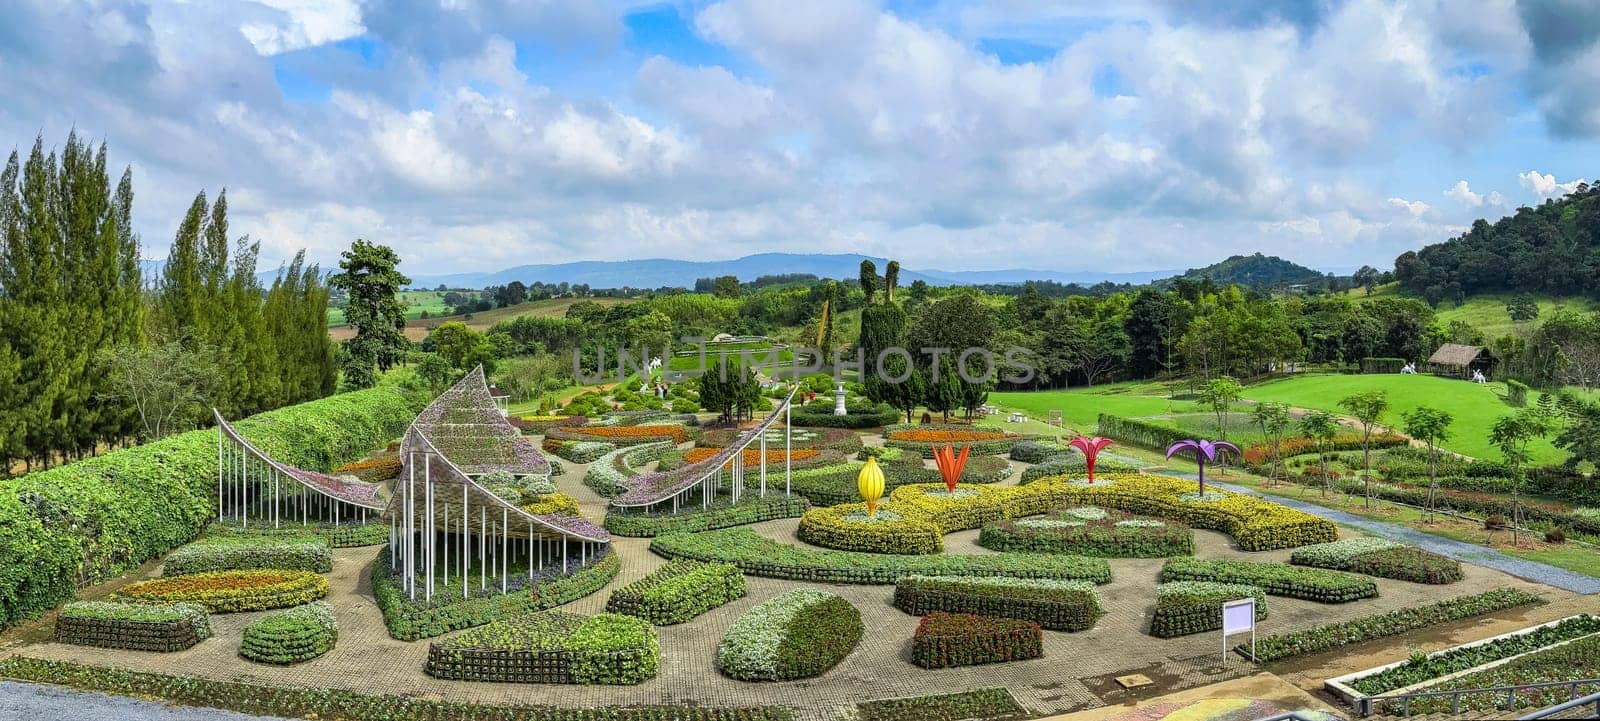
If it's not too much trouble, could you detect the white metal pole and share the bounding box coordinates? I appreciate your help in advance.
[785,400,792,495]
[217,427,224,521]
[443,502,449,588]
[760,435,767,497]
[501,508,508,593]
[461,485,468,599]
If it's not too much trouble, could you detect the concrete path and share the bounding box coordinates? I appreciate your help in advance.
[1196,477,1600,595]
[0,680,288,721]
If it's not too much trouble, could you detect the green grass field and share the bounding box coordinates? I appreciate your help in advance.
[328,290,453,327]
[990,383,1203,432]
[1432,293,1597,338]
[1240,373,1561,462]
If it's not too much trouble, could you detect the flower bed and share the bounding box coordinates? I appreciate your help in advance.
[1244,588,1546,662]
[239,601,336,665]
[885,433,1033,458]
[856,689,1023,721]
[774,456,1011,507]
[55,601,212,652]
[699,426,863,453]
[605,559,746,625]
[1019,456,1143,484]
[892,575,1102,631]
[1389,634,1600,715]
[911,612,1042,669]
[888,429,1011,443]
[331,456,402,483]
[796,503,945,555]
[1159,557,1377,603]
[426,610,660,685]
[1009,440,1069,464]
[373,549,621,641]
[207,521,389,548]
[116,570,329,612]
[1290,538,1462,584]
[511,415,589,434]
[544,439,617,463]
[1241,433,1409,470]
[978,507,1194,558]
[550,425,691,446]
[520,493,581,517]
[651,528,1112,585]
[717,589,862,681]
[1149,582,1267,638]
[604,497,810,537]
[1343,615,1600,696]
[788,401,900,429]
[162,536,332,576]
[682,447,824,468]
[582,442,673,496]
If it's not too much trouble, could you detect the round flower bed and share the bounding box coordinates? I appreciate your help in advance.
[797,503,944,555]
[117,570,329,613]
[716,589,862,681]
[240,601,337,665]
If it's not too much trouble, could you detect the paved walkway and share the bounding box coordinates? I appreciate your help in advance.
[1197,478,1600,594]
[0,680,289,721]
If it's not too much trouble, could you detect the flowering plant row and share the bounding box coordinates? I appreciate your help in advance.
[550,425,691,446]
[1244,588,1545,662]
[1350,615,1600,696]
[1019,456,1143,484]
[55,600,212,652]
[1149,582,1266,638]
[910,612,1042,669]
[603,497,810,537]
[162,536,332,576]
[682,447,824,468]
[116,570,329,613]
[1240,433,1408,468]
[1385,634,1600,715]
[700,426,863,453]
[208,520,390,549]
[511,415,589,433]
[893,575,1102,631]
[545,439,617,464]
[240,601,337,665]
[796,502,944,554]
[605,559,746,625]
[716,589,862,681]
[373,549,621,641]
[774,456,1011,507]
[331,456,403,483]
[887,429,1011,443]
[582,442,674,497]
[650,528,1111,585]
[1290,538,1462,584]
[1159,557,1378,604]
[0,658,791,720]
[427,610,660,685]
[978,507,1195,558]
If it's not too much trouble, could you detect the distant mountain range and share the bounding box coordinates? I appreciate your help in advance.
[136,252,1344,292]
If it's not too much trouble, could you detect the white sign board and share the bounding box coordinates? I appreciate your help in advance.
[1220,598,1256,663]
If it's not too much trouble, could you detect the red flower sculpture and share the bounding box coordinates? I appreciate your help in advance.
[1068,436,1114,484]
[933,443,970,495]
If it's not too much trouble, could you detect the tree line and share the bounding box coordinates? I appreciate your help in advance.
[0,133,333,475]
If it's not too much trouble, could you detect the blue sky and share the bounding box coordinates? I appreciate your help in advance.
[1,0,1597,275]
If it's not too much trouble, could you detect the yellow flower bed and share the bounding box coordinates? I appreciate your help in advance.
[116,570,329,613]
[796,502,943,555]
[522,492,581,517]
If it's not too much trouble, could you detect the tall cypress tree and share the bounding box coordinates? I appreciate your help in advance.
[105,165,145,446]
[5,139,69,467]
[158,192,208,344]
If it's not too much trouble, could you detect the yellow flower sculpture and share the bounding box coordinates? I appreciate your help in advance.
[857,456,886,518]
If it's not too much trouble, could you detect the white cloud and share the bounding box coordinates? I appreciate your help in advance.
[1388,197,1430,216]
[1445,180,1484,206]
[239,0,364,55]
[1518,169,1586,199]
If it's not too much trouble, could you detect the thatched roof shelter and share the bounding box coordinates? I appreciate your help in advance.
[1426,343,1494,378]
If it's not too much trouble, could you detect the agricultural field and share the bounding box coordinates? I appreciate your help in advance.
[329,296,627,342]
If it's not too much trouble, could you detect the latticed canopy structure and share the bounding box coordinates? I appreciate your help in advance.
[608,386,798,514]
[215,410,386,528]
[385,367,609,602]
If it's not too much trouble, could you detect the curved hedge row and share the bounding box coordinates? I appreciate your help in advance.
[1290,538,1462,584]
[796,503,945,555]
[162,537,332,576]
[116,570,330,613]
[208,521,390,548]
[373,550,621,641]
[240,601,337,665]
[977,508,1195,558]
[605,559,746,625]
[716,589,862,681]
[604,496,809,537]
[893,576,1101,632]
[788,402,900,429]
[0,386,425,630]
[55,601,212,652]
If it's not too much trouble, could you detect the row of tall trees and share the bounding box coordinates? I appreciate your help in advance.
[0,134,333,474]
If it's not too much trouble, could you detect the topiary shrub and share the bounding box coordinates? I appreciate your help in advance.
[605,560,746,625]
[55,601,212,652]
[162,536,332,576]
[717,589,862,681]
[1149,582,1266,638]
[1159,557,1377,603]
[911,612,1042,669]
[239,602,336,665]
[893,576,1101,631]
[425,610,659,685]
[116,570,329,613]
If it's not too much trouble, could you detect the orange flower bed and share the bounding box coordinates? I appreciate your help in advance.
[572,425,690,444]
[333,456,401,482]
[683,447,820,468]
[117,570,328,612]
[887,430,1010,443]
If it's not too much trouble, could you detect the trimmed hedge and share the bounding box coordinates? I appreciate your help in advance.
[717,589,862,681]
[1096,414,1193,451]
[1244,588,1545,662]
[55,601,212,652]
[788,402,900,428]
[240,601,336,664]
[1019,456,1143,484]
[604,497,810,537]
[374,549,621,641]
[977,507,1195,558]
[605,559,746,625]
[1290,538,1462,584]
[1149,582,1266,638]
[1009,440,1069,464]
[796,503,945,555]
[208,520,389,548]
[911,612,1042,669]
[893,575,1102,631]
[0,386,424,631]
[1160,557,1376,603]
[116,569,329,612]
[771,456,1012,507]
[426,610,660,685]
[856,689,1023,721]
[0,657,794,720]
[651,528,1112,585]
[162,536,332,576]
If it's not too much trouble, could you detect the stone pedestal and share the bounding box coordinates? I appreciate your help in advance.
[833,382,848,416]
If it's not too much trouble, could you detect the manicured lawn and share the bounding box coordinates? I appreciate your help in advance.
[1240,374,1561,463]
[991,383,1203,432]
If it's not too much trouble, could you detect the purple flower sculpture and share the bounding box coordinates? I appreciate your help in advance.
[1165,439,1240,496]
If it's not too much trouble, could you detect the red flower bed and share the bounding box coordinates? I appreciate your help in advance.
[910,612,1042,669]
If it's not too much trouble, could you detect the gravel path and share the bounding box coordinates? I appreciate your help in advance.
[1197,477,1600,594]
[0,680,288,721]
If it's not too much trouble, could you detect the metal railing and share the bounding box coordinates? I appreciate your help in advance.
[1355,678,1600,717]
[1517,689,1600,719]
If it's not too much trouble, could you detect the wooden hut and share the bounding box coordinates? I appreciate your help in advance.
[1426,343,1495,379]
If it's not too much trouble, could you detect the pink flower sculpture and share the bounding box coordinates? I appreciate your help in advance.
[1068,436,1114,484]
[1165,439,1240,495]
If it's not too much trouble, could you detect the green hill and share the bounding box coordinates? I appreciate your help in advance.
[1168,253,1328,288]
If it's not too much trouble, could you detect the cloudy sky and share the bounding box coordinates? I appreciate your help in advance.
[2,0,1597,275]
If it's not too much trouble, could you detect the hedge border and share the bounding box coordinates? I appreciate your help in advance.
[1159,557,1377,604]
[55,601,212,652]
[605,559,746,625]
[911,612,1043,669]
[892,576,1102,632]
[373,549,621,641]
[603,496,810,537]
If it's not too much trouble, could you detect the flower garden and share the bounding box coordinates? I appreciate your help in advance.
[0,376,1591,721]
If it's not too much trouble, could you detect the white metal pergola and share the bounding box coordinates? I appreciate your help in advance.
[214,410,385,528]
